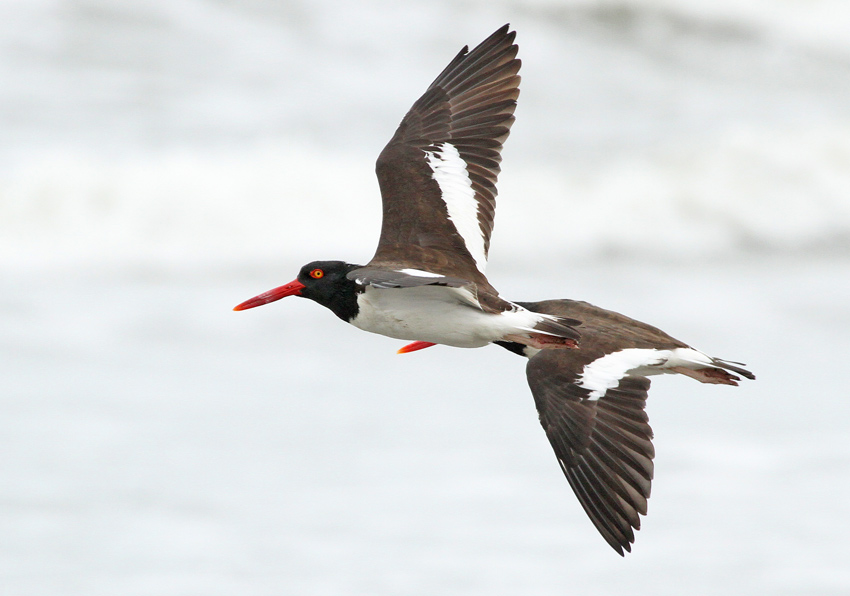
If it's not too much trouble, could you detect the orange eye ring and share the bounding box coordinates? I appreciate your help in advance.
[309,268,324,279]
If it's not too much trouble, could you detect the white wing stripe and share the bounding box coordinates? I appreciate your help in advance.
[578,349,667,401]
[424,143,487,273]
[397,268,444,278]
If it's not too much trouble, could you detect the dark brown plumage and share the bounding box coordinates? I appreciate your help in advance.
[370,24,520,288]
[515,299,754,555]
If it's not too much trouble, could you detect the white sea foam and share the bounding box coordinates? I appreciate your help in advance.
[1,0,849,268]
[2,126,849,268]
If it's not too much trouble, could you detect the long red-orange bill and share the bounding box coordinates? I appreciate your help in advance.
[233,279,305,311]
[397,341,437,354]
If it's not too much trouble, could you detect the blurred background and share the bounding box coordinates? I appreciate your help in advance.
[1,1,848,594]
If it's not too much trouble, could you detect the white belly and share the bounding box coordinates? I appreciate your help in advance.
[349,285,532,348]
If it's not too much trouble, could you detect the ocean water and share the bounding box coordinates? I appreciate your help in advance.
[3,258,849,595]
[3,0,850,265]
[1,1,849,594]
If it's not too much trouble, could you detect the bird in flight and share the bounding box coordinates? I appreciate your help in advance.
[234,25,754,555]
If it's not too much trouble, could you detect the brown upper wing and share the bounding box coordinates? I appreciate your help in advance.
[526,350,655,556]
[369,25,520,286]
[515,299,677,555]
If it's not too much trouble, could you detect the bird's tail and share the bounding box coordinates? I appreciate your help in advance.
[532,314,581,342]
[507,312,581,350]
[710,357,756,381]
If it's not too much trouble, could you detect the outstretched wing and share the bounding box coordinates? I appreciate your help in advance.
[369,25,520,286]
[526,349,655,556]
[503,298,752,553]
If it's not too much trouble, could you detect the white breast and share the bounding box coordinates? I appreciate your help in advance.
[349,285,542,348]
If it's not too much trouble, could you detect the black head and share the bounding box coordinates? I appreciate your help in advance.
[294,260,362,319]
[233,260,362,322]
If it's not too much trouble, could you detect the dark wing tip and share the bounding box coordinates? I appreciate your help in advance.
[407,24,521,143]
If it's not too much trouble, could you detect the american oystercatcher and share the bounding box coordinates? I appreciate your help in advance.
[402,299,755,555]
[234,25,579,351]
[234,25,755,555]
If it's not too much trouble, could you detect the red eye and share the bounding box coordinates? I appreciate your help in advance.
[310,268,324,279]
